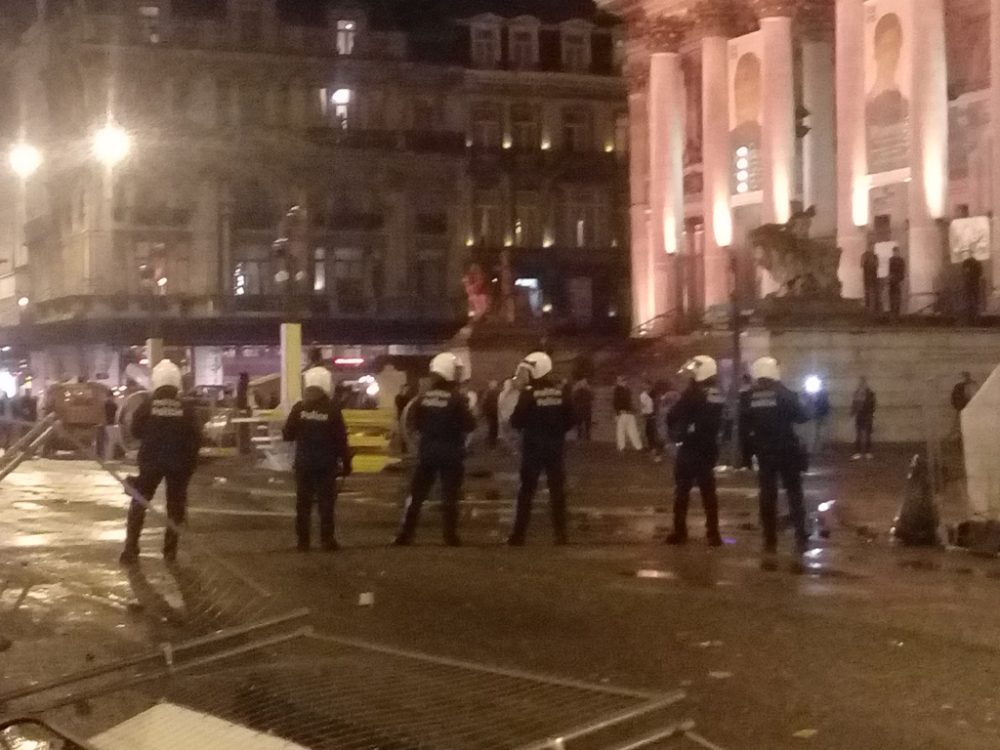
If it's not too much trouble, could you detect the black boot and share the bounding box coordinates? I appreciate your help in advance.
[664,531,688,545]
[120,503,145,565]
[442,504,461,547]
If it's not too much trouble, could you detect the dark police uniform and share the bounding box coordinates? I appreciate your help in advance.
[508,378,574,544]
[666,381,725,544]
[743,380,810,552]
[395,381,476,545]
[121,387,201,562]
[283,389,351,550]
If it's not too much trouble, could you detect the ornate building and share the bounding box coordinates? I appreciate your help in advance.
[0,0,626,386]
[598,0,999,330]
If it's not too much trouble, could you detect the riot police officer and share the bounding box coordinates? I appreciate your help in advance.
[283,365,351,552]
[665,356,724,546]
[119,360,201,565]
[393,352,476,546]
[508,352,574,546]
[744,356,810,555]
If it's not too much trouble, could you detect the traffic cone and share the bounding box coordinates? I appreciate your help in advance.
[892,454,940,545]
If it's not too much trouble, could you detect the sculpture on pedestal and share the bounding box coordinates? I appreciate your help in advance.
[749,206,842,298]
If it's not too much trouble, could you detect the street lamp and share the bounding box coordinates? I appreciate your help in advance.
[8,144,42,179]
[93,123,131,167]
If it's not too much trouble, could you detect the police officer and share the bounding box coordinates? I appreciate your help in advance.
[508,352,574,546]
[393,352,475,546]
[283,365,351,552]
[744,357,810,555]
[119,360,201,565]
[665,356,724,546]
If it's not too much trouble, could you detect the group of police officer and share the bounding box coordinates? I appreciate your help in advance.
[118,348,811,562]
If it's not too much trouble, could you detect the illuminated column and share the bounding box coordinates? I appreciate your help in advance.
[626,54,655,329]
[646,16,689,325]
[835,0,866,298]
[756,1,796,225]
[696,2,734,307]
[801,1,837,236]
[991,0,1000,293]
[907,0,948,311]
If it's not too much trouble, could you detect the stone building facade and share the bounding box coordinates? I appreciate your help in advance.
[0,0,626,386]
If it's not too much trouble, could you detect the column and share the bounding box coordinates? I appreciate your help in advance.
[800,1,837,236]
[835,0,866,298]
[625,57,655,329]
[990,0,1000,293]
[757,1,796,225]
[907,0,948,311]
[646,17,688,328]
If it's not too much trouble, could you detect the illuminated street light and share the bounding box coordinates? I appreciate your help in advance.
[17,296,29,308]
[9,144,42,178]
[93,123,131,166]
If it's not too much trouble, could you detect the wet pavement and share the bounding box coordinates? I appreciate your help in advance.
[2,444,1000,749]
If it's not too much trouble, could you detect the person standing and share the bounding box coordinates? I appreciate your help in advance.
[613,376,643,452]
[482,380,501,449]
[393,353,475,546]
[119,360,201,565]
[639,382,662,460]
[572,378,594,440]
[508,352,574,546]
[961,252,984,324]
[950,371,977,437]
[850,377,877,460]
[282,366,351,552]
[665,356,724,546]
[888,246,906,317]
[806,381,831,454]
[744,357,810,555]
[862,246,880,313]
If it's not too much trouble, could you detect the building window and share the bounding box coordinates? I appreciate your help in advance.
[471,103,502,149]
[614,112,629,154]
[509,28,536,69]
[239,10,262,46]
[561,190,600,248]
[313,247,326,292]
[561,107,593,152]
[562,32,590,72]
[234,261,264,296]
[336,19,356,55]
[415,251,445,299]
[330,88,352,129]
[138,4,161,43]
[238,83,266,126]
[412,99,435,130]
[333,248,365,311]
[473,191,502,246]
[472,26,500,68]
[514,192,542,247]
[510,103,539,151]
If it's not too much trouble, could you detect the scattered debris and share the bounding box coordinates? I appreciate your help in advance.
[358,592,375,606]
[634,569,675,579]
[698,641,724,649]
[792,729,818,739]
[707,671,733,680]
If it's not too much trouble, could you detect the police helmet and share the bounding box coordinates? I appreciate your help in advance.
[678,355,718,383]
[303,365,333,396]
[429,352,461,382]
[151,360,182,392]
[750,356,781,383]
[519,351,553,381]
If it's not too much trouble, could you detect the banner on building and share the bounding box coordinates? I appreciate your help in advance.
[864,0,912,177]
[728,31,762,198]
[949,217,991,262]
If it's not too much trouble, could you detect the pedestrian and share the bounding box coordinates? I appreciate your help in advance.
[393,353,475,546]
[640,382,662,460]
[961,252,984,324]
[665,356,724,547]
[888,246,906,317]
[508,352,574,546]
[571,378,594,440]
[99,391,119,460]
[850,376,876,460]
[282,366,351,552]
[613,376,643,452]
[482,380,501,449]
[862,246,880,313]
[744,357,810,555]
[119,360,201,565]
[950,371,977,437]
[804,379,831,454]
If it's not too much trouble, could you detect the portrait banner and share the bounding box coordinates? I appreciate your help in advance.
[864,0,912,176]
[949,217,991,263]
[728,31,763,198]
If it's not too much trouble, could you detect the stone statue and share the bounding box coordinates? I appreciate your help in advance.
[749,207,842,298]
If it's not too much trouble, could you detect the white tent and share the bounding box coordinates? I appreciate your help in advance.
[962,363,1000,518]
[91,702,309,750]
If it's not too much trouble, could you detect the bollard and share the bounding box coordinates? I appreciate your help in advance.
[892,453,940,546]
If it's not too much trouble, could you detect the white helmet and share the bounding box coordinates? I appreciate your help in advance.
[678,355,718,383]
[519,351,553,380]
[151,360,182,392]
[429,352,461,382]
[750,356,781,382]
[303,365,333,396]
